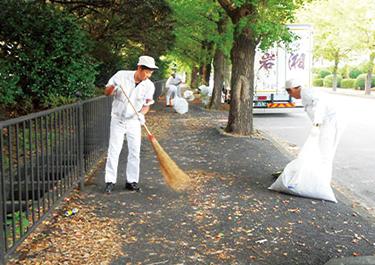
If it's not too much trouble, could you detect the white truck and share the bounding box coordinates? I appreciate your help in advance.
[253,24,313,111]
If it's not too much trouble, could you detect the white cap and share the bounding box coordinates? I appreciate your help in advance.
[284,78,301,89]
[138,56,158,70]
[171,71,176,75]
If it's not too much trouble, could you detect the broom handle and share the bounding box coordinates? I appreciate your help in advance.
[119,85,153,136]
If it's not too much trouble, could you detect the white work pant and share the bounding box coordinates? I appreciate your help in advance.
[318,117,346,177]
[176,84,182,97]
[105,117,141,184]
[166,85,177,105]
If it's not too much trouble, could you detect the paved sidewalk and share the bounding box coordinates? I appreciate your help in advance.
[315,86,375,100]
[11,94,375,265]
[88,97,375,264]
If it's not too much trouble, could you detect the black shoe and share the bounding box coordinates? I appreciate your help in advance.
[125,182,142,192]
[105,182,114,194]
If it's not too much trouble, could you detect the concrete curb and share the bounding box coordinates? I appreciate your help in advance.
[324,256,375,265]
[315,86,375,100]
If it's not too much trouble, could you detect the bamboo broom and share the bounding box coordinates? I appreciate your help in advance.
[119,85,190,191]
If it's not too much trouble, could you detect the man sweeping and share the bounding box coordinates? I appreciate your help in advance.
[103,56,158,194]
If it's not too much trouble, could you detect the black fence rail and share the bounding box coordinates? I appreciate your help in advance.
[0,79,166,264]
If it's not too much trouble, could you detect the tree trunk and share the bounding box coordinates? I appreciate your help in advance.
[190,65,199,89]
[365,70,372,95]
[332,53,339,92]
[333,72,337,92]
[224,58,231,90]
[203,62,212,86]
[198,41,214,86]
[225,31,257,135]
[365,53,374,95]
[203,42,214,86]
[208,48,225,110]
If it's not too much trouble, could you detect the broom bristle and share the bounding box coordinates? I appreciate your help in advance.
[149,137,190,191]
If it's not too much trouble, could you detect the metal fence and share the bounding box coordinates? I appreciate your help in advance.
[0,80,165,264]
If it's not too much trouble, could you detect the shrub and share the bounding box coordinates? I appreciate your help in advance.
[341,79,355,89]
[313,74,320,81]
[313,79,323,87]
[355,74,375,90]
[339,65,350,79]
[318,69,332,79]
[323,74,343,87]
[348,67,364,79]
[0,0,98,115]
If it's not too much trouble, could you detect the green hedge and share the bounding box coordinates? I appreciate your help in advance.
[318,69,332,78]
[323,74,342,87]
[348,67,364,79]
[341,79,355,89]
[355,74,375,90]
[313,73,320,81]
[313,79,324,87]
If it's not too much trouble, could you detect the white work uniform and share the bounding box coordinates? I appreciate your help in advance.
[105,70,155,184]
[301,87,346,177]
[166,84,177,106]
[166,75,182,97]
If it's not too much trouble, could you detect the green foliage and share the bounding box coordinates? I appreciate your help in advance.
[166,0,233,78]
[341,78,355,89]
[6,211,29,237]
[67,0,175,87]
[348,67,364,79]
[318,69,332,78]
[297,1,353,74]
[313,78,324,87]
[92,42,125,88]
[355,74,375,90]
[43,94,78,110]
[0,0,98,115]
[338,64,349,78]
[313,74,320,80]
[323,74,342,87]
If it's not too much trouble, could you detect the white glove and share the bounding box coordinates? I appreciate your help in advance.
[138,113,146,125]
[310,124,320,137]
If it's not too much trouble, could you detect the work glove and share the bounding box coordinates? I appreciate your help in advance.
[138,113,146,126]
[310,124,320,137]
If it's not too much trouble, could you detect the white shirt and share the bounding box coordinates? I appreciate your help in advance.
[166,75,182,87]
[106,70,155,120]
[301,87,338,124]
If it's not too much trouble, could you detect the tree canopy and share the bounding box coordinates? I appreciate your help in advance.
[216,0,308,135]
[166,0,233,85]
[51,0,176,83]
[0,0,176,116]
[297,0,359,91]
[0,0,97,115]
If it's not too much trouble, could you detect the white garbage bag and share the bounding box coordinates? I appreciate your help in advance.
[268,136,337,203]
[199,85,213,106]
[171,96,189,114]
[183,90,195,101]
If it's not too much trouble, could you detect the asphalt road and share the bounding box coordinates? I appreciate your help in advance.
[253,88,375,218]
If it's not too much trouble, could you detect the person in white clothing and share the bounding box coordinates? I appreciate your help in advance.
[165,84,177,107]
[273,78,346,180]
[104,56,158,194]
[166,71,182,99]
